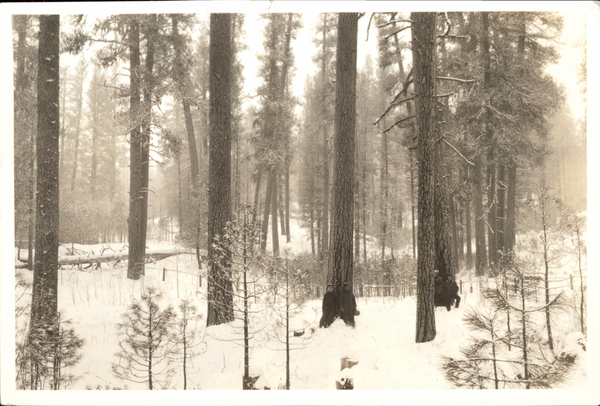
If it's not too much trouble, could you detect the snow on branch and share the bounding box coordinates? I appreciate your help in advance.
[437,76,475,84]
[377,19,412,29]
[440,136,474,166]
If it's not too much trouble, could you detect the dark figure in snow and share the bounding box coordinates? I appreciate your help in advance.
[319,284,338,328]
[434,270,444,307]
[341,284,357,327]
[444,274,461,309]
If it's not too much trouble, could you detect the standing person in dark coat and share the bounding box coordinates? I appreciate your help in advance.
[341,283,357,327]
[319,284,338,328]
[445,274,461,309]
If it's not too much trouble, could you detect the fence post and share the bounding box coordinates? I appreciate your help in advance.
[460,280,463,294]
[163,268,166,281]
[199,274,202,287]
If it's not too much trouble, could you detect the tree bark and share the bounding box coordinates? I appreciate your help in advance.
[330,12,358,300]
[126,20,144,280]
[505,159,517,252]
[207,13,234,326]
[482,13,497,271]
[412,11,437,343]
[320,14,330,262]
[30,14,60,346]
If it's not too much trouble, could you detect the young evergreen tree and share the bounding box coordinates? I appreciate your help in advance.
[112,287,178,390]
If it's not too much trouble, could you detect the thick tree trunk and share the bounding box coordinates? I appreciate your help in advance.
[330,12,358,300]
[207,13,234,326]
[127,20,144,280]
[412,11,437,343]
[30,14,60,348]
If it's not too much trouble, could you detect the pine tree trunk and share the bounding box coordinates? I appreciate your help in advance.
[30,14,60,348]
[271,170,280,257]
[253,169,262,224]
[496,162,506,256]
[465,195,473,268]
[285,165,291,243]
[412,11,437,343]
[482,12,497,271]
[330,12,357,298]
[261,173,273,252]
[321,15,330,261]
[505,159,517,252]
[207,13,234,326]
[474,154,487,276]
[127,20,144,280]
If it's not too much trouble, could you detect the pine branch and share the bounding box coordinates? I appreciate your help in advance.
[383,115,415,133]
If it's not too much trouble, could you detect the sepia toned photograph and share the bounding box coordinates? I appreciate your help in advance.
[1,1,598,405]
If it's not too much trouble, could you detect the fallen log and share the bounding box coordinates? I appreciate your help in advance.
[15,248,201,269]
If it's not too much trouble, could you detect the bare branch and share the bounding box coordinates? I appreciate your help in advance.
[377,19,412,29]
[437,76,475,84]
[373,96,415,125]
[383,115,415,133]
[441,137,475,166]
[366,13,374,42]
[385,25,411,40]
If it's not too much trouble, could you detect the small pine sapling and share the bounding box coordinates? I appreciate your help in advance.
[112,287,178,390]
[442,308,511,389]
[210,204,272,389]
[265,253,316,390]
[171,299,206,389]
[484,259,571,389]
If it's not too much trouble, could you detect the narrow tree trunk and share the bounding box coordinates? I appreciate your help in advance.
[411,151,416,259]
[540,181,554,350]
[496,162,506,256]
[474,154,487,276]
[321,15,330,261]
[271,170,280,257]
[465,194,473,268]
[253,169,262,224]
[261,173,273,252]
[285,165,291,243]
[412,11,437,343]
[505,159,517,252]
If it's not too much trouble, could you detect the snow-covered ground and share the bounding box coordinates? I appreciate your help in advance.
[5,216,598,405]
